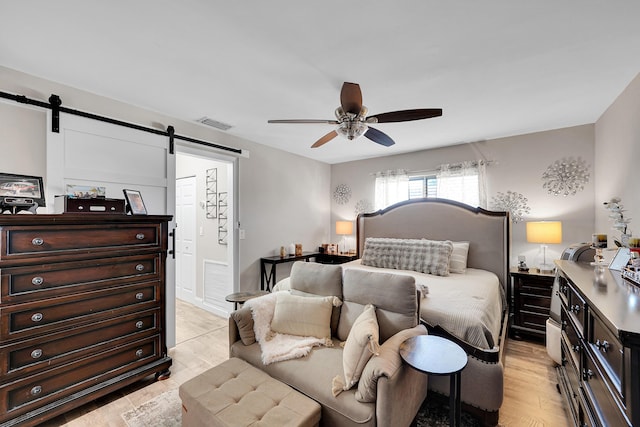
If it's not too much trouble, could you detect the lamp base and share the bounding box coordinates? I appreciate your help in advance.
[538,263,556,274]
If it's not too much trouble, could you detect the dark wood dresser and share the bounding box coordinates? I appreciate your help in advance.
[0,214,173,427]
[556,260,640,427]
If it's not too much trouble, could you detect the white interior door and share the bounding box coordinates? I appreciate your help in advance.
[175,176,196,304]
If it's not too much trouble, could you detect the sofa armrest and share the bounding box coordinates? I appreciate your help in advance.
[358,324,428,425]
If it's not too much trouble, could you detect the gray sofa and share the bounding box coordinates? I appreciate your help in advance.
[229,262,428,427]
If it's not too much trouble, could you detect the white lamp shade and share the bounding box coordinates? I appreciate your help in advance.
[336,220,353,235]
[526,221,562,244]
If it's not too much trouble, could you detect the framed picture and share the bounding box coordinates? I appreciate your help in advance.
[0,173,46,207]
[609,247,631,271]
[123,189,147,215]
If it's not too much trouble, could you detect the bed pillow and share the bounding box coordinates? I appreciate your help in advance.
[231,306,255,345]
[361,237,453,276]
[270,293,338,341]
[449,241,470,274]
[332,304,380,396]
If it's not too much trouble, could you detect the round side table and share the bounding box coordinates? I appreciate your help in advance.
[400,335,468,427]
[225,290,269,310]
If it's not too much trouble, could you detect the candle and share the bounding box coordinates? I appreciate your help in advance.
[592,234,607,249]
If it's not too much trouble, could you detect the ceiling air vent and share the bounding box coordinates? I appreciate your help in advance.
[196,117,232,131]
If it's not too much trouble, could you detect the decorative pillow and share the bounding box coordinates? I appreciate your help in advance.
[231,306,255,345]
[332,304,380,396]
[270,293,339,341]
[361,237,453,276]
[449,241,470,274]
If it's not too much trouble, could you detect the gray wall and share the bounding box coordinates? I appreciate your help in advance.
[331,125,595,267]
[0,65,331,292]
[595,72,640,245]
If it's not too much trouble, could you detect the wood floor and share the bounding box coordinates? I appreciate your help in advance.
[41,299,571,427]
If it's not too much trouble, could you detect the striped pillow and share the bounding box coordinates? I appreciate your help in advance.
[361,237,453,276]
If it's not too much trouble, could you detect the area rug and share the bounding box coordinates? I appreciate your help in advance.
[415,396,481,427]
[121,388,181,427]
[121,387,480,427]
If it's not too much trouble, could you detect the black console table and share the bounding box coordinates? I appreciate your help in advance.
[260,252,320,291]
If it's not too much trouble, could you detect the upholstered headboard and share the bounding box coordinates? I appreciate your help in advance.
[356,198,510,296]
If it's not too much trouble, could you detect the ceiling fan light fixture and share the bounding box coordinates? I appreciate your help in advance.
[337,121,368,140]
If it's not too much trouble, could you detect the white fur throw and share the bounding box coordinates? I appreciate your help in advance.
[245,291,337,365]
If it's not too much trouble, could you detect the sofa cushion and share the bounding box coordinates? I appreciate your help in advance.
[231,306,255,345]
[338,269,419,343]
[289,261,343,334]
[230,339,376,426]
[271,293,335,340]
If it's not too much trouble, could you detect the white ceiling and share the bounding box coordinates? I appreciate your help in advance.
[2,1,640,164]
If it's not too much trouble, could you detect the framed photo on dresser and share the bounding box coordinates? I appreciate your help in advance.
[123,189,147,215]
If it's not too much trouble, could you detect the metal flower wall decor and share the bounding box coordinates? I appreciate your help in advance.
[491,191,531,223]
[354,199,373,217]
[542,156,590,196]
[333,184,351,205]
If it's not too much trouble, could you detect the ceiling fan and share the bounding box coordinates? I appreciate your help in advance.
[268,82,442,148]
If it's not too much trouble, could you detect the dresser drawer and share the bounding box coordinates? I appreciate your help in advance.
[561,338,581,418]
[583,352,630,426]
[562,305,582,369]
[565,285,586,333]
[1,254,160,303]
[0,336,161,419]
[588,311,623,397]
[0,224,161,261]
[1,310,159,377]
[0,283,158,341]
[517,310,548,332]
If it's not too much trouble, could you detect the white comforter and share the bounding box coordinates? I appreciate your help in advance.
[342,260,503,350]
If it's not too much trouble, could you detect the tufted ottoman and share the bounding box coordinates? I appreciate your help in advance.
[179,358,321,427]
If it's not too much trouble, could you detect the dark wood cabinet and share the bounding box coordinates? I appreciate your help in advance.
[510,268,555,339]
[556,260,640,427]
[0,214,172,427]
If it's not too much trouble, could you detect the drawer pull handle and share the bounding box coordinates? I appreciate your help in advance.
[32,276,44,286]
[31,313,43,322]
[135,292,144,300]
[136,321,144,329]
[570,304,581,314]
[135,264,144,272]
[596,339,610,352]
[31,237,44,246]
[135,349,144,358]
[583,369,595,380]
[30,385,42,396]
[31,349,43,359]
[572,344,580,353]
[136,233,145,240]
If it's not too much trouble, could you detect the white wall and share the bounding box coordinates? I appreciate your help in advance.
[0,65,331,292]
[595,72,640,244]
[331,124,595,267]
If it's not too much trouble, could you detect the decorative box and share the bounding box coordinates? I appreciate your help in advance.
[54,196,126,214]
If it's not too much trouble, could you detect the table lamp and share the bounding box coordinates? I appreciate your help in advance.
[336,220,353,254]
[526,221,562,273]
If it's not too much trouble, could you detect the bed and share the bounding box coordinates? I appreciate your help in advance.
[349,198,510,426]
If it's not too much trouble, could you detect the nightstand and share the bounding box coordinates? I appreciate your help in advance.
[315,253,358,264]
[509,268,556,340]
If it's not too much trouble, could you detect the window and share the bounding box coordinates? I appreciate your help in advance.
[408,176,437,199]
[375,161,486,209]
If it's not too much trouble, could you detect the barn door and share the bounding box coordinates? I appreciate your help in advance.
[46,112,178,347]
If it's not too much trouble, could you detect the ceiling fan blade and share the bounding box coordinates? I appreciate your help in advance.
[368,108,443,123]
[311,130,338,148]
[268,119,339,124]
[340,82,363,115]
[364,127,395,147]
